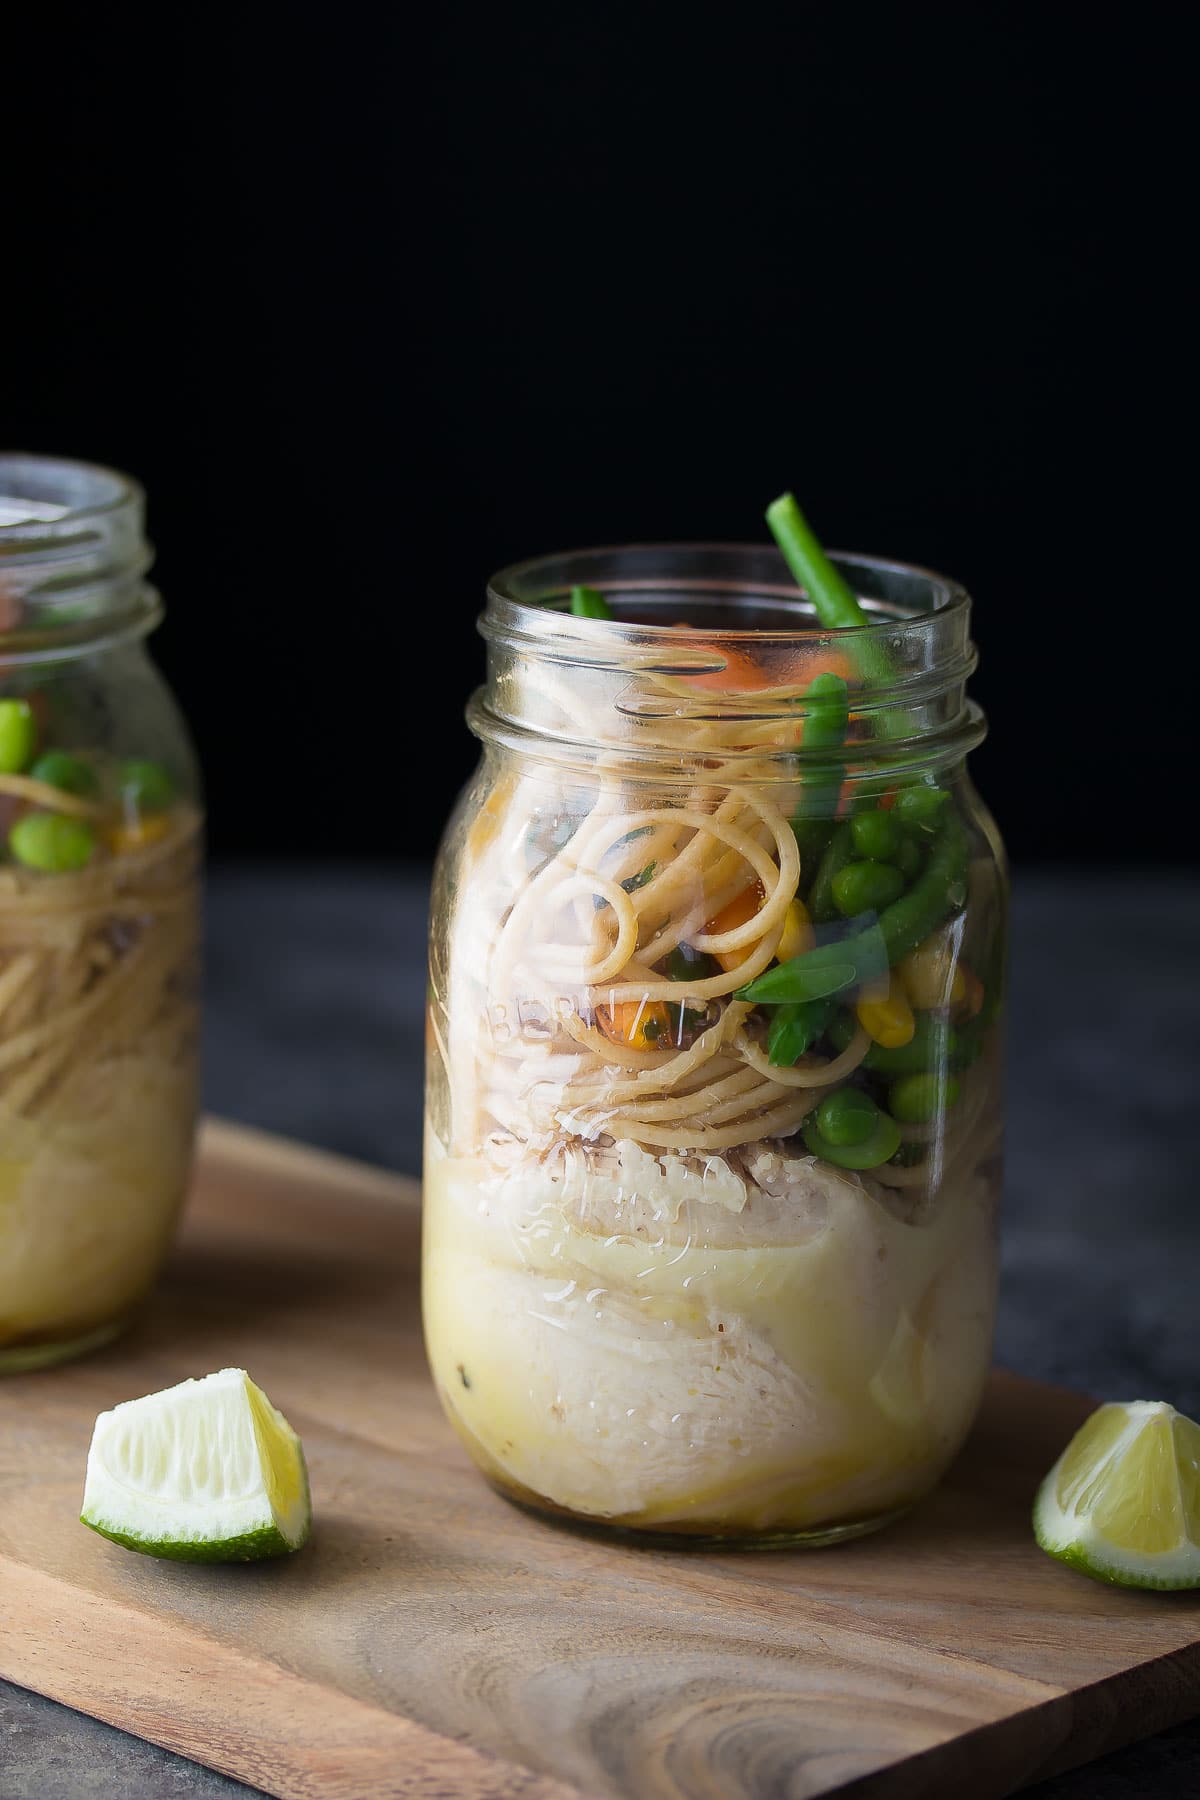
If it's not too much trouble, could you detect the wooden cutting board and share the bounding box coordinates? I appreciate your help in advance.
[1,1121,1197,1800]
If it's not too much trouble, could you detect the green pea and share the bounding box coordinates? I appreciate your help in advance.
[815,1086,881,1146]
[831,859,905,918]
[894,783,948,825]
[791,816,834,873]
[570,586,612,619]
[0,699,37,775]
[803,1109,901,1170]
[9,812,96,872]
[119,759,174,812]
[888,1072,961,1124]
[807,819,854,921]
[28,750,98,797]
[850,808,902,862]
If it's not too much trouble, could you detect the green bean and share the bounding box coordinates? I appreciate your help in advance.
[827,1007,960,1075]
[570,586,611,619]
[850,807,902,862]
[9,812,96,872]
[766,494,867,629]
[767,997,835,1067]
[888,1072,961,1123]
[816,1086,881,1146]
[765,493,895,694]
[807,820,855,921]
[874,809,969,964]
[0,699,37,775]
[741,811,967,1008]
[791,672,849,870]
[796,672,849,785]
[767,491,943,789]
[831,859,905,918]
[792,819,835,876]
[894,833,923,880]
[803,1110,901,1170]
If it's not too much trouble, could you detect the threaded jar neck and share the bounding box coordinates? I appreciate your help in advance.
[472,543,986,787]
[0,453,159,666]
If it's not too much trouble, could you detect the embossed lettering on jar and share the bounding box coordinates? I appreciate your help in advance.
[0,455,202,1372]
[423,544,1006,1546]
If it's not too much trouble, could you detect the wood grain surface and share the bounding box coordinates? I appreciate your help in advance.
[1,1119,1197,1800]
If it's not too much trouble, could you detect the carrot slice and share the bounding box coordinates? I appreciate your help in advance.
[705,881,766,972]
[671,629,855,697]
[596,1000,671,1049]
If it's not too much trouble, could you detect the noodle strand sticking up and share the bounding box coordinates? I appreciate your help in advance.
[0,810,200,1119]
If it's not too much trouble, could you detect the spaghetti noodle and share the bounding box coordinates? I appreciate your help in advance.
[463,690,872,1159]
[0,795,201,1362]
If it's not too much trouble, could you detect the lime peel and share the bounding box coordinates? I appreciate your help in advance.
[1034,1399,1200,1591]
[81,1367,311,1563]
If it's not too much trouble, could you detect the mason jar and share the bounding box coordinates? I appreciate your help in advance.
[423,544,1006,1546]
[0,454,202,1372]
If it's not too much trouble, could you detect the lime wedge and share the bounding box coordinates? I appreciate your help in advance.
[81,1368,311,1562]
[1034,1399,1200,1589]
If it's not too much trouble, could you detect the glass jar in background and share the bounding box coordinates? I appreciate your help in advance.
[424,544,1007,1546]
[0,454,202,1371]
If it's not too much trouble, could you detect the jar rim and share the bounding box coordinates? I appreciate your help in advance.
[0,452,143,539]
[1,452,157,663]
[487,542,970,643]
[474,541,984,783]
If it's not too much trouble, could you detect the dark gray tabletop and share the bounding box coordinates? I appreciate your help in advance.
[3,865,1198,1799]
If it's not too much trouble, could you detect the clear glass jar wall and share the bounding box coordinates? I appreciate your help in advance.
[424,545,1007,1546]
[0,455,202,1371]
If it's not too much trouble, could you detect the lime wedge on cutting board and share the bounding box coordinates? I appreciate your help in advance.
[1034,1399,1200,1590]
[81,1368,311,1562]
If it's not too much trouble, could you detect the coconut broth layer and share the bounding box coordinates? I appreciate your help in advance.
[423,1126,998,1532]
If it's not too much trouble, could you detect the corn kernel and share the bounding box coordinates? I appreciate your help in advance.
[856,975,916,1049]
[106,814,172,856]
[777,898,816,963]
[857,968,891,1005]
[899,931,967,1011]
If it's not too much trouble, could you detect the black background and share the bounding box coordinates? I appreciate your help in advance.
[3,4,1190,864]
